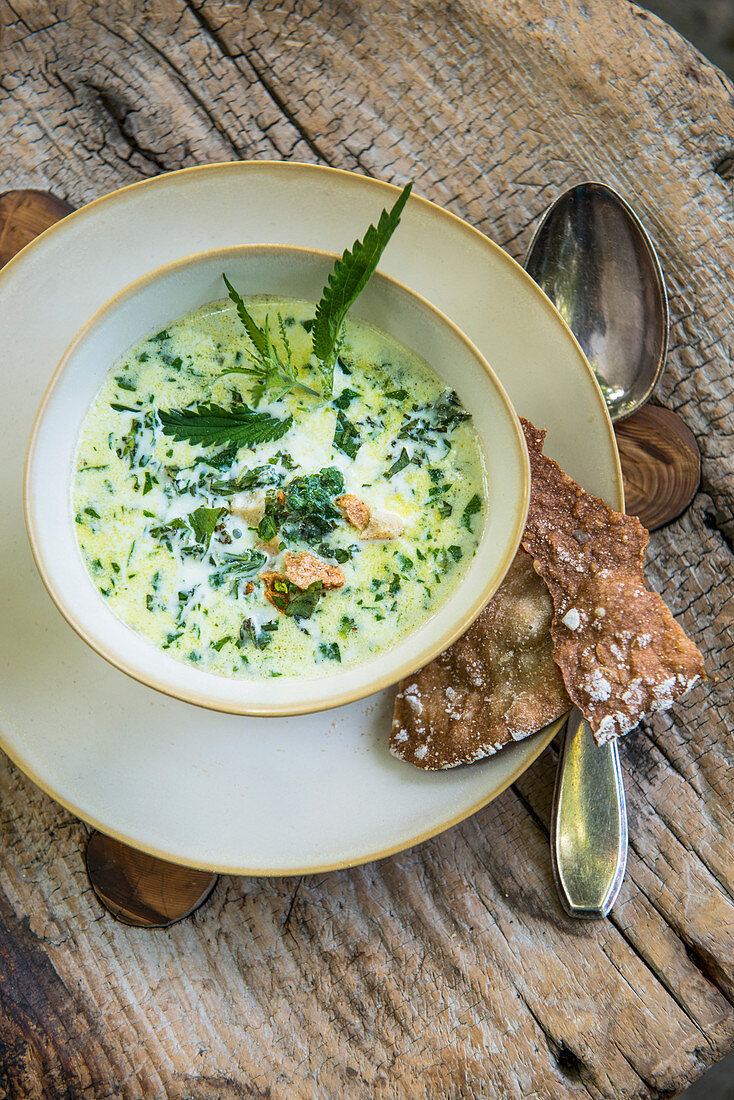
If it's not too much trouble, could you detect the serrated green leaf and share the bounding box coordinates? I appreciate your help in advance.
[223,274,269,358]
[312,182,413,396]
[159,403,293,448]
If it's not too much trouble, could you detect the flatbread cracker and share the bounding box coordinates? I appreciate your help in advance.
[390,548,571,769]
[519,418,705,744]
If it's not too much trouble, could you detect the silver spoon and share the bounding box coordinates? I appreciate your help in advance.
[524,181,671,917]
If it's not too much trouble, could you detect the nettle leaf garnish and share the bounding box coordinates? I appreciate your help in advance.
[158,403,293,448]
[311,182,413,396]
[222,275,320,403]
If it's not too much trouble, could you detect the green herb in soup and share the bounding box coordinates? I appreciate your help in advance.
[72,184,487,680]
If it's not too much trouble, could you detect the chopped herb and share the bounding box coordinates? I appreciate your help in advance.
[209,549,266,592]
[188,505,225,551]
[285,581,323,620]
[398,390,470,444]
[84,506,101,519]
[142,471,155,495]
[258,467,345,547]
[115,375,137,392]
[462,494,482,532]
[240,618,279,649]
[211,463,282,497]
[448,544,463,561]
[437,501,453,518]
[333,410,361,459]
[200,442,239,472]
[159,403,293,448]
[338,615,356,638]
[385,388,408,400]
[109,402,141,413]
[332,388,360,410]
[433,391,471,432]
[318,641,341,662]
[257,509,279,543]
[332,544,359,564]
[211,636,234,652]
[386,448,410,478]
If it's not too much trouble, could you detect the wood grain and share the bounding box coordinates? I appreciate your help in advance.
[615,405,701,530]
[0,2,732,1098]
[0,190,72,265]
[85,832,218,928]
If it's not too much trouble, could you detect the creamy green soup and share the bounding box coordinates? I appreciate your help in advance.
[73,296,485,678]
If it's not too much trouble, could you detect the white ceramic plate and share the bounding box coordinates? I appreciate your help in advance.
[1,163,622,874]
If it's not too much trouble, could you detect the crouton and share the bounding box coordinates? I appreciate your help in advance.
[336,494,371,532]
[257,535,282,557]
[360,509,405,540]
[230,489,266,526]
[260,570,288,609]
[284,551,345,590]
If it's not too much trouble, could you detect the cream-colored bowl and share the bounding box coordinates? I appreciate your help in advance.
[25,245,529,716]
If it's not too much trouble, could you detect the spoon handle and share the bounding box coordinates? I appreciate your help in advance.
[551,708,628,918]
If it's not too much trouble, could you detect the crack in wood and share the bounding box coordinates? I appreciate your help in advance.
[702,508,734,555]
[281,877,303,935]
[134,27,248,160]
[180,0,331,165]
[85,80,169,174]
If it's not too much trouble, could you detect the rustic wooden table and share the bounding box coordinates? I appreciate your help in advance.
[1,2,733,1097]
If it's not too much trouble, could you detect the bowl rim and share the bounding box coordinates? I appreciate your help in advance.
[24,241,530,717]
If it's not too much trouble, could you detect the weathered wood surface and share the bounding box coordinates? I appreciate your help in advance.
[0,1,733,1097]
[615,405,701,530]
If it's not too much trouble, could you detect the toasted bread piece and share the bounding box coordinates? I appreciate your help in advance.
[360,509,405,540]
[284,551,345,590]
[336,494,371,532]
[390,548,570,769]
[519,418,704,744]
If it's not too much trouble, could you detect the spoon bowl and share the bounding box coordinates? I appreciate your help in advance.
[525,182,669,421]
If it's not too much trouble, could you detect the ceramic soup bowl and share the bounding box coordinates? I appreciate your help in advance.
[25,245,529,716]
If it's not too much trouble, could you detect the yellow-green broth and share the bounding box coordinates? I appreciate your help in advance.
[73,296,486,678]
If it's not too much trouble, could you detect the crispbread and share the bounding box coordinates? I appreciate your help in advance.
[519,418,705,744]
[390,547,571,769]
